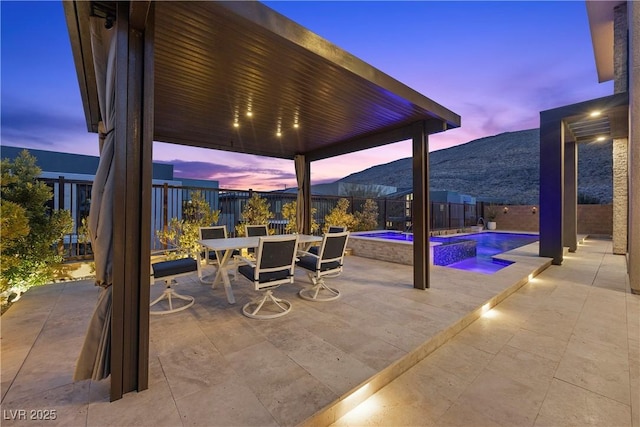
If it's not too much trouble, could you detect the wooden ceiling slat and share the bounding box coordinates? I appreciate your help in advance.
[67,1,460,161]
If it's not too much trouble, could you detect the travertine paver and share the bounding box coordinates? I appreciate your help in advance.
[332,238,638,427]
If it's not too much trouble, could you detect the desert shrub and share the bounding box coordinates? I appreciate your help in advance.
[156,191,220,259]
[281,200,319,234]
[323,198,355,233]
[235,193,274,236]
[1,150,73,305]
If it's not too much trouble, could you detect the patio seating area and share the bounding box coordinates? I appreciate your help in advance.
[1,236,637,426]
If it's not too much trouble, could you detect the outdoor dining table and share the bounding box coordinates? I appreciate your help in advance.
[197,234,322,304]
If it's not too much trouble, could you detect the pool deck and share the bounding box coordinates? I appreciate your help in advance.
[1,236,637,426]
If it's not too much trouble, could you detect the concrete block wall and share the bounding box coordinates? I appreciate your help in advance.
[491,205,539,232]
[577,204,613,235]
[491,204,612,235]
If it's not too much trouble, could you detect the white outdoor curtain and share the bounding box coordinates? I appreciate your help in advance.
[74,17,117,382]
[294,155,306,234]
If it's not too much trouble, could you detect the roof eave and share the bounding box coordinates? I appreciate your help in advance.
[586,0,625,83]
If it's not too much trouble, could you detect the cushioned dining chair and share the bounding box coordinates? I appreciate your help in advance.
[245,224,269,237]
[296,231,349,301]
[237,234,299,319]
[150,256,197,315]
[198,225,238,282]
[309,225,347,255]
[245,224,269,256]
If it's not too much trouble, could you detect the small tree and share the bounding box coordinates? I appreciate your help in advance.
[235,193,274,236]
[1,150,73,304]
[281,200,319,234]
[323,198,355,233]
[157,191,220,259]
[353,199,379,231]
[484,204,499,221]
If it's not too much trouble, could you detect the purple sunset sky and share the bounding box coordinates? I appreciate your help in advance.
[1,1,612,190]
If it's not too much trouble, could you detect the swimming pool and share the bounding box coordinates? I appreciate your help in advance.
[349,231,539,274]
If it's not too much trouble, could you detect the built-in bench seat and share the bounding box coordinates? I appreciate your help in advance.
[150,257,197,315]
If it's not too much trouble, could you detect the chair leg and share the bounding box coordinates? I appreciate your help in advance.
[242,289,292,319]
[298,273,340,302]
[150,279,195,315]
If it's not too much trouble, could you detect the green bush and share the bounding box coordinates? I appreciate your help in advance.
[156,191,220,259]
[281,201,319,234]
[353,199,379,231]
[323,198,355,233]
[1,150,73,305]
[235,193,274,236]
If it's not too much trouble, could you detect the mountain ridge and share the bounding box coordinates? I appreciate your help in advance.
[338,128,612,204]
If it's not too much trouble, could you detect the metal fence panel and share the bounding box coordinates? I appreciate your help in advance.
[41,178,477,260]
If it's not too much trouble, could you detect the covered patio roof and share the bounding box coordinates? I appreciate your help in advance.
[539,92,629,264]
[67,1,460,161]
[64,0,460,401]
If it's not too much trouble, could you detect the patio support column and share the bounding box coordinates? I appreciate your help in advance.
[563,139,578,252]
[612,4,629,256]
[539,110,565,265]
[412,120,439,290]
[299,156,312,234]
[629,0,640,294]
[111,2,153,400]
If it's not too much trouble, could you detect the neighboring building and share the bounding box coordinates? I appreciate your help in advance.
[0,145,175,180]
[0,145,219,249]
[279,182,398,197]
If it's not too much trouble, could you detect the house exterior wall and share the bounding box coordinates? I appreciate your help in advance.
[612,4,629,254]
[613,139,628,253]
[628,0,640,293]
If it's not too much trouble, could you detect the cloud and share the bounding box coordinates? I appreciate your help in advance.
[161,159,298,191]
[1,104,91,151]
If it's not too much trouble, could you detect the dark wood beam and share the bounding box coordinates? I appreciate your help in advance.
[111,1,153,400]
[539,109,565,265]
[563,136,578,252]
[63,1,100,132]
[305,125,417,162]
[129,1,151,30]
[411,120,442,290]
[303,157,312,235]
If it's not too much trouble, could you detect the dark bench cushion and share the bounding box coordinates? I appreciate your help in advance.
[296,255,341,272]
[153,258,198,278]
[238,265,291,283]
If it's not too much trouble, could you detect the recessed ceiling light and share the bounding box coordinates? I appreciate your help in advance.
[590,111,602,117]
[233,122,239,128]
[596,136,605,141]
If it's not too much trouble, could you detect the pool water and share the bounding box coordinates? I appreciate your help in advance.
[354,231,539,274]
[436,232,539,274]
